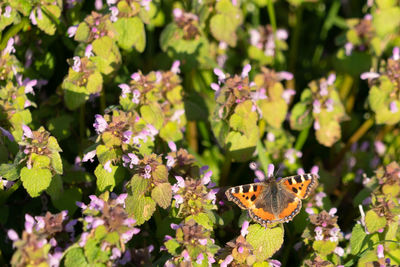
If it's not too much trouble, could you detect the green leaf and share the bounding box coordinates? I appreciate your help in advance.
[151,182,172,209]
[153,165,168,183]
[0,163,20,181]
[312,240,337,256]
[165,239,180,255]
[114,17,146,52]
[31,154,51,169]
[289,102,313,130]
[47,115,74,140]
[50,152,63,174]
[365,210,387,233]
[86,71,103,95]
[64,248,89,267]
[75,22,90,42]
[84,239,109,264]
[96,145,118,165]
[36,5,61,35]
[259,99,288,129]
[189,213,213,230]
[52,188,82,215]
[46,174,63,199]
[62,81,88,110]
[229,101,258,138]
[20,167,52,197]
[94,164,125,193]
[315,113,341,147]
[128,174,150,195]
[373,7,400,38]
[140,104,164,130]
[246,224,284,261]
[350,223,379,255]
[159,121,183,142]
[225,131,257,162]
[126,194,156,225]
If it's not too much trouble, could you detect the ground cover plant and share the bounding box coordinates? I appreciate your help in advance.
[1,0,400,266]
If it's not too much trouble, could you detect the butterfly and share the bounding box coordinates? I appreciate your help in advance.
[225,173,318,227]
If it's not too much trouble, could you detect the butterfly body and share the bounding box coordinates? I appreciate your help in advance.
[225,173,318,227]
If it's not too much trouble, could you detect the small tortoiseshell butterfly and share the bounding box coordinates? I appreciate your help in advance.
[225,173,318,227]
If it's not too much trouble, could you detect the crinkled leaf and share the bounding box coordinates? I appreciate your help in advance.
[290,102,313,130]
[140,104,164,130]
[96,145,118,165]
[0,163,20,181]
[259,99,287,129]
[31,154,50,169]
[64,248,89,267]
[365,209,387,233]
[187,213,213,230]
[126,194,156,225]
[50,152,63,174]
[350,223,379,255]
[114,17,146,52]
[94,164,124,193]
[86,71,103,95]
[159,121,183,142]
[165,239,180,255]
[151,182,172,209]
[312,240,337,256]
[226,131,257,162]
[246,224,284,261]
[75,22,90,42]
[84,238,109,263]
[20,167,52,197]
[36,5,61,35]
[373,6,400,38]
[153,165,168,183]
[229,101,258,137]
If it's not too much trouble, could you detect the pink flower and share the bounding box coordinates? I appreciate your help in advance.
[377,244,384,259]
[267,164,275,178]
[85,44,94,58]
[104,161,112,173]
[213,68,226,82]
[4,6,12,18]
[390,101,398,113]
[110,6,119,22]
[95,0,103,10]
[29,10,37,25]
[241,64,251,78]
[241,220,249,236]
[173,8,183,19]
[4,38,15,55]
[171,60,180,74]
[67,25,78,38]
[119,83,130,98]
[93,114,108,134]
[22,125,33,139]
[7,229,19,241]
[392,46,400,60]
[221,255,233,267]
[360,72,380,80]
[72,56,81,72]
[345,42,353,56]
[82,150,96,162]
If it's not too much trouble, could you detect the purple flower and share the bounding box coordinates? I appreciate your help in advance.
[23,78,37,95]
[131,89,141,104]
[282,89,295,103]
[22,125,33,139]
[88,195,105,210]
[168,141,177,152]
[314,120,320,130]
[202,170,212,185]
[329,207,337,216]
[48,251,62,267]
[173,194,184,207]
[345,42,353,56]
[241,64,251,78]
[297,168,305,175]
[213,68,226,82]
[65,219,77,232]
[122,153,139,169]
[249,162,257,170]
[311,165,319,175]
[82,150,96,162]
[315,192,326,207]
[79,232,89,247]
[173,8,183,19]
[143,165,152,179]
[241,220,249,236]
[4,6,12,18]
[198,238,208,245]
[92,218,105,229]
[116,193,128,205]
[267,164,274,178]
[334,246,344,256]
[325,98,334,112]
[305,207,315,215]
[390,101,398,113]
[104,160,112,173]
[95,0,103,10]
[360,72,380,80]
[314,226,324,240]
[110,6,119,22]
[72,56,81,72]
[4,38,15,55]
[374,141,386,156]
[171,60,180,74]
[221,255,233,267]
[165,155,175,169]
[85,44,94,58]
[7,229,19,241]
[29,9,37,25]
[251,88,267,100]
[122,130,132,144]
[249,29,261,46]
[392,46,399,61]
[131,72,141,81]
[196,253,204,264]
[276,29,288,40]
[119,83,130,98]
[25,214,35,233]
[93,114,108,134]
[110,247,122,260]
[327,74,336,85]
[238,246,244,253]
[277,71,293,81]
[377,244,384,259]
[170,223,180,230]
[0,127,14,142]
[141,0,151,10]
[121,228,140,243]
[269,259,282,267]
[329,227,339,242]
[67,25,78,38]
[313,100,321,114]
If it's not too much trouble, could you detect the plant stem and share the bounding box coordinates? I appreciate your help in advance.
[100,87,106,112]
[256,139,270,174]
[186,121,198,153]
[220,154,232,187]
[294,126,311,151]
[288,5,303,90]
[267,0,277,66]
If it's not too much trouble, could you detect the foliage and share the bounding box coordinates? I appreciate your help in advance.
[1,0,400,266]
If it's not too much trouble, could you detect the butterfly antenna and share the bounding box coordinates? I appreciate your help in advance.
[275,164,283,177]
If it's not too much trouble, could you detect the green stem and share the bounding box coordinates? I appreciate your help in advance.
[267,0,277,65]
[311,0,341,66]
[100,87,106,112]
[256,139,270,174]
[288,5,303,76]
[294,126,311,151]
[339,74,354,101]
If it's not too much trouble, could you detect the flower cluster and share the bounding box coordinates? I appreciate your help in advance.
[75,193,140,264]
[344,14,374,55]
[164,219,218,266]
[173,8,201,40]
[249,25,288,58]
[8,211,68,267]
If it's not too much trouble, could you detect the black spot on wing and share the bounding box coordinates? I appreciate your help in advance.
[253,185,258,192]
[295,176,303,183]
[292,187,298,193]
[241,185,250,193]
